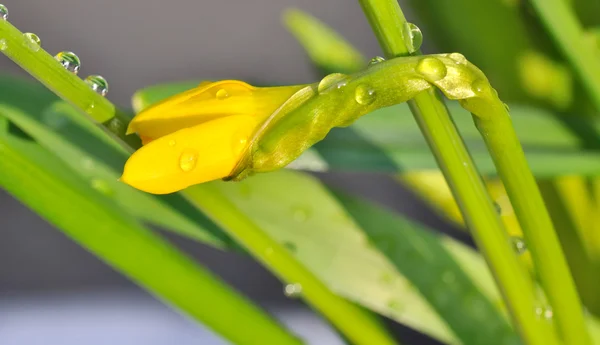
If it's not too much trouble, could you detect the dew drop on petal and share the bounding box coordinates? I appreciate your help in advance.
[84,75,109,96]
[354,84,376,105]
[511,236,527,255]
[168,139,176,147]
[402,22,423,53]
[179,149,198,172]
[55,51,81,74]
[216,88,229,100]
[0,4,8,20]
[317,73,347,93]
[284,283,303,298]
[23,32,41,52]
[416,57,447,82]
[369,56,385,66]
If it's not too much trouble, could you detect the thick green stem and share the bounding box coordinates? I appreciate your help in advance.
[475,111,592,345]
[357,0,558,344]
[529,0,600,112]
[0,12,398,345]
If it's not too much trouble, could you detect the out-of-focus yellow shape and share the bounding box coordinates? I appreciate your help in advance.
[121,80,304,194]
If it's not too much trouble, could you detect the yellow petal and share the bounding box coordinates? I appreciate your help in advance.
[127,80,304,140]
[121,115,256,194]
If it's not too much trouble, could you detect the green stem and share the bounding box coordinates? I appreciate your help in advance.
[357,0,558,344]
[475,110,592,345]
[529,0,600,112]
[0,12,398,345]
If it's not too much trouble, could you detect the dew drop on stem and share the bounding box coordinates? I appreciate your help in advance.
[0,4,8,20]
[368,56,385,66]
[511,236,527,255]
[284,283,302,298]
[85,75,109,96]
[354,84,376,105]
[402,22,423,53]
[55,51,81,74]
[23,33,41,52]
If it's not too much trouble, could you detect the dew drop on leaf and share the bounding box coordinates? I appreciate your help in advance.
[511,236,527,255]
[179,149,198,172]
[402,22,423,53]
[55,51,81,74]
[284,283,302,298]
[354,84,376,105]
[0,4,8,20]
[292,206,310,222]
[368,56,385,66]
[23,33,41,52]
[91,179,113,196]
[0,38,7,51]
[416,57,447,82]
[84,75,109,96]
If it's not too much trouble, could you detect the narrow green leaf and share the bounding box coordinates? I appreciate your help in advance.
[282,9,366,74]
[0,105,303,345]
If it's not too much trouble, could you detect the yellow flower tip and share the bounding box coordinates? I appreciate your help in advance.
[121,115,257,194]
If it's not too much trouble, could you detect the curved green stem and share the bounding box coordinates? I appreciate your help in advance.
[357,1,558,344]
[529,0,600,112]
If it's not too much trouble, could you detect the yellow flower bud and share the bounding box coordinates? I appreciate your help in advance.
[121,80,304,194]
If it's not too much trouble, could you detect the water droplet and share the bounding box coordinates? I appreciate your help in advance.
[107,117,123,134]
[535,305,553,320]
[511,236,527,255]
[387,300,403,312]
[84,75,109,96]
[402,22,423,53]
[317,73,347,93]
[448,52,468,65]
[23,33,41,52]
[168,139,176,147]
[216,88,229,100]
[81,157,95,170]
[471,78,489,94]
[85,102,96,114]
[0,38,7,51]
[416,57,447,82]
[55,51,81,74]
[442,271,456,284]
[283,242,297,253]
[91,179,113,196]
[0,4,8,20]
[284,283,302,298]
[179,149,198,172]
[354,84,376,105]
[293,207,310,222]
[494,202,502,215]
[369,56,385,66]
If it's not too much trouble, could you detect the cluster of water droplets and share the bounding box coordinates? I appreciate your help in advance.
[0,5,109,97]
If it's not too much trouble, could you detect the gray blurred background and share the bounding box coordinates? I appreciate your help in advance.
[0,1,454,344]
